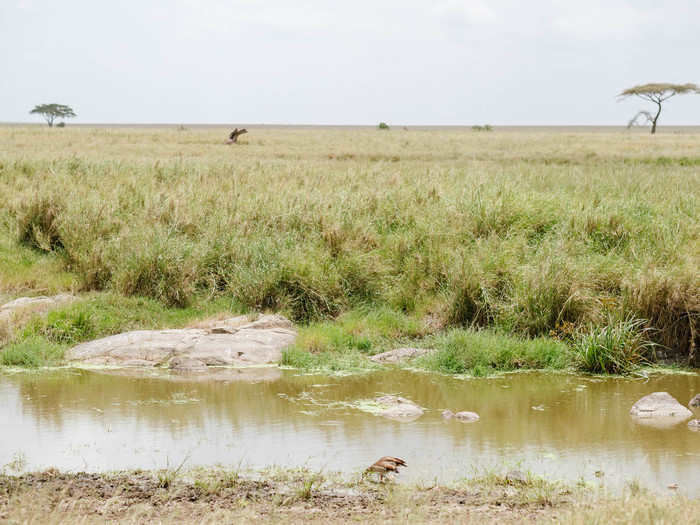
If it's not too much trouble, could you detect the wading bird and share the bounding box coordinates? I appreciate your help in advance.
[364,456,407,482]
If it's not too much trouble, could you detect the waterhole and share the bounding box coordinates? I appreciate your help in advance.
[1,368,698,492]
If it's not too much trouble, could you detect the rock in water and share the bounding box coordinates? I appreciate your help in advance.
[369,347,434,364]
[689,394,700,408]
[630,392,693,419]
[65,314,296,369]
[454,411,480,422]
[442,409,480,422]
[374,395,424,421]
[688,419,700,431]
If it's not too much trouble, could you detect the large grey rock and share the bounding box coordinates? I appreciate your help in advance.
[630,392,693,419]
[168,357,208,371]
[370,347,434,364]
[374,395,424,421]
[689,394,700,408]
[0,294,75,321]
[65,314,296,368]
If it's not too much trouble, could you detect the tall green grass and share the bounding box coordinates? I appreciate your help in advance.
[0,336,64,367]
[573,316,657,374]
[417,329,569,376]
[0,127,698,364]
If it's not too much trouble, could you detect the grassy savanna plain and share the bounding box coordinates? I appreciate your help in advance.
[1,126,700,524]
[0,126,699,372]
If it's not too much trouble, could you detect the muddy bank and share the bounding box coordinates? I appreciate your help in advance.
[2,469,699,524]
[0,468,586,524]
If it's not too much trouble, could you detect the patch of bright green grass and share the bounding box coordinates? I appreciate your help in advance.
[416,329,570,376]
[0,235,76,295]
[17,293,244,344]
[280,307,423,372]
[292,306,423,355]
[0,336,65,367]
[1,292,246,367]
[281,346,378,372]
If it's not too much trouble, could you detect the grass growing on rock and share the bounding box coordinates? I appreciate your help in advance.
[0,127,699,369]
[281,307,426,372]
[1,293,245,367]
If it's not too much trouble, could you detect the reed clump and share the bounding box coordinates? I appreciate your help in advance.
[572,316,657,374]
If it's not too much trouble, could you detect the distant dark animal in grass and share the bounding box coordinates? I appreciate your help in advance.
[226,128,248,144]
[364,456,407,482]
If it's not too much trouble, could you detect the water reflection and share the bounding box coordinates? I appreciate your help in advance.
[1,368,698,492]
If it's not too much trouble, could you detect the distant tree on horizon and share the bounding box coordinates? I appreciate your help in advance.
[618,83,699,134]
[29,103,77,127]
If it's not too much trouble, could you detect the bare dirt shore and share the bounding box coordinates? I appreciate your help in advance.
[1,469,699,524]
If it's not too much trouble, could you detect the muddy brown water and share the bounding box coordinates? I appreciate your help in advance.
[1,368,698,493]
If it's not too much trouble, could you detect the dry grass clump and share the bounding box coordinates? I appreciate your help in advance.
[0,127,698,361]
[623,272,700,364]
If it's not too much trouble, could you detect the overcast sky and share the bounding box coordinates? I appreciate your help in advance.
[2,0,700,125]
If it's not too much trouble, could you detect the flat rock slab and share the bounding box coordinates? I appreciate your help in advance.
[370,347,434,364]
[0,294,75,321]
[630,392,693,419]
[90,366,283,383]
[374,395,424,421]
[65,314,296,369]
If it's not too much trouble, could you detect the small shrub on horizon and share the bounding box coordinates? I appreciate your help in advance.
[378,122,390,130]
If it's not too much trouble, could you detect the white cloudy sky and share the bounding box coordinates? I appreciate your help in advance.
[2,0,699,125]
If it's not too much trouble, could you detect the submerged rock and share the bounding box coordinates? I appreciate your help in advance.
[373,395,424,421]
[454,411,480,422]
[630,392,693,419]
[688,419,700,431]
[0,294,75,321]
[369,347,434,364]
[442,410,480,422]
[65,314,296,369]
[689,394,700,408]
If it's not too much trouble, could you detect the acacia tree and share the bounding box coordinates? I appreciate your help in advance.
[618,83,699,134]
[29,103,77,127]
